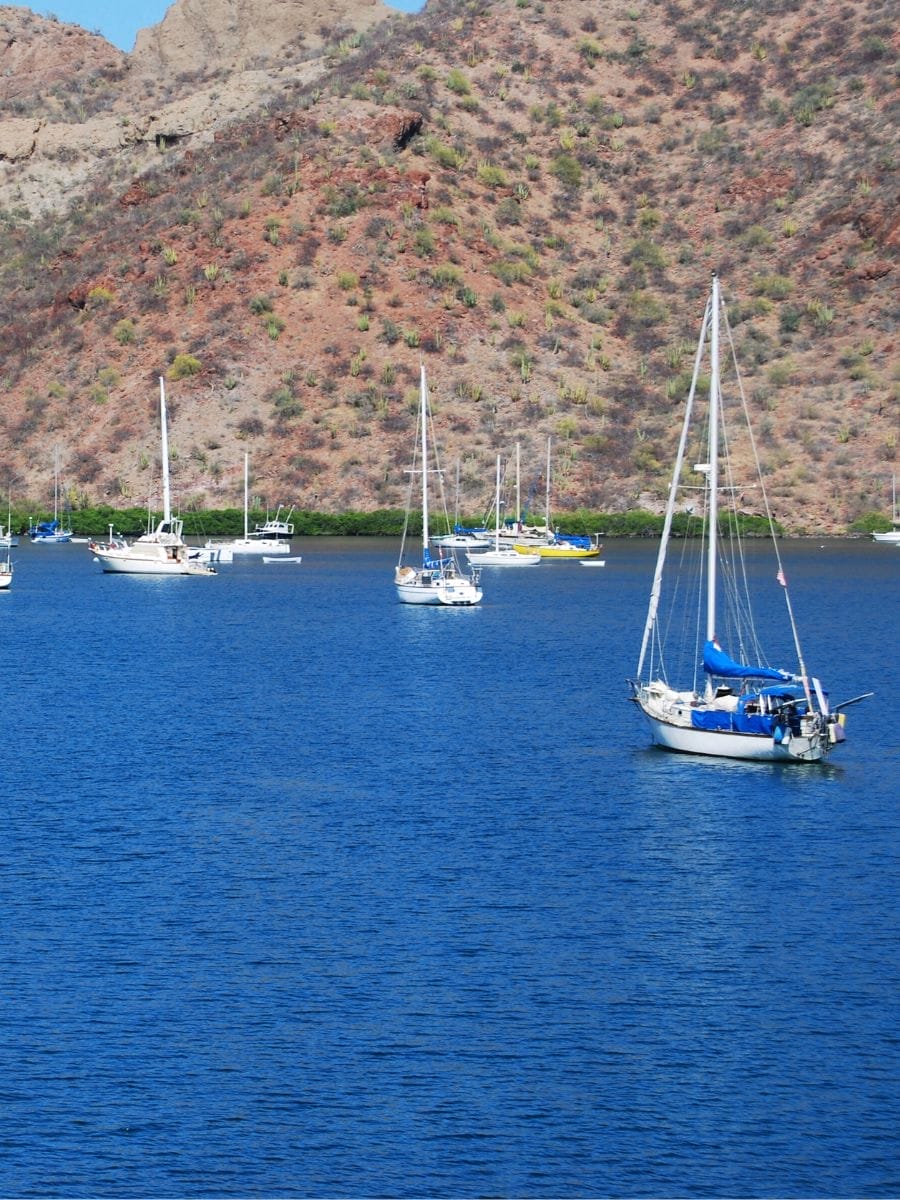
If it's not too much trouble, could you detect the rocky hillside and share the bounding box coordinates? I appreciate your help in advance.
[0,0,896,532]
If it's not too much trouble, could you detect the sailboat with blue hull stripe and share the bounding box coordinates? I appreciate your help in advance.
[629,274,868,763]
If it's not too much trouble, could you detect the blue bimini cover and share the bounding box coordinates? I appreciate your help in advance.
[703,640,793,682]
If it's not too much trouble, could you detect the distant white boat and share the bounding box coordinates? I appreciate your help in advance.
[197,454,290,562]
[233,456,290,555]
[467,456,541,567]
[0,525,19,548]
[873,475,900,542]
[432,460,491,549]
[394,365,483,606]
[89,378,216,576]
[251,504,294,540]
[263,555,303,564]
[30,447,72,543]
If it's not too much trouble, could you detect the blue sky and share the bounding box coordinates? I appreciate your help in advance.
[14,0,424,53]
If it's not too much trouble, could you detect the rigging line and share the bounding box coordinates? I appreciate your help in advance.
[397,393,422,564]
[637,292,712,680]
[721,287,810,683]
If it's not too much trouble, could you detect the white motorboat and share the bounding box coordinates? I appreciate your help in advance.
[251,505,294,540]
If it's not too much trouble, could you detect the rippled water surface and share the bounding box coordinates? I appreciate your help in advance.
[1,538,897,1197]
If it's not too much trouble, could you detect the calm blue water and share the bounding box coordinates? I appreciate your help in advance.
[1,538,897,1198]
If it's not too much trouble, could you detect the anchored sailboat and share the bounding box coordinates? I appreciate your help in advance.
[467,455,540,567]
[630,274,867,763]
[394,366,483,606]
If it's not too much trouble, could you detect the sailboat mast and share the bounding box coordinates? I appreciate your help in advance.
[545,436,551,530]
[159,377,172,525]
[420,365,429,554]
[516,443,521,530]
[494,454,502,551]
[243,453,249,540]
[706,274,721,645]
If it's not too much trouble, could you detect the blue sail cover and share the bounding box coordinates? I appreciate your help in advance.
[423,549,446,570]
[702,639,793,682]
[554,531,592,549]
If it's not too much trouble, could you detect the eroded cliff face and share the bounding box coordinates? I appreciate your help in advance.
[131,0,390,74]
[0,0,394,217]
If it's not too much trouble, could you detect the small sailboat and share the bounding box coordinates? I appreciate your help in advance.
[30,448,73,543]
[510,438,602,559]
[497,442,553,547]
[467,456,540,566]
[89,378,215,576]
[872,475,900,543]
[433,461,491,549]
[196,454,290,562]
[630,274,866,763]
[395,366,483,606]
[0,535,11,591]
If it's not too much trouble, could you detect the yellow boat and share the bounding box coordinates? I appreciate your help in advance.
[514,537,602,560]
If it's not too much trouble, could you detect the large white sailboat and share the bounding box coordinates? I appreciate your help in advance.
[630,274,866,763]
[89,378,215,576]
[394,366,483,606]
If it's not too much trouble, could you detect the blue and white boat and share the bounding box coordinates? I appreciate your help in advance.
[394,366,483,606]
[30,448,72,543]
[29,519,71,544]
[630,274,865,763]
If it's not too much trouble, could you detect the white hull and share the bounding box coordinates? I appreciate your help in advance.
[0,568,11,589]
[498,529,552,547]
[93,547,215,575]
[433,534,491,548]
[395,580,482,605]
[872,530,900,543]
[31,533,71,544]
[230,538,290,555]
[263,555,302,563]
[467,547,540,566]
[395,565,482,605]
[194,543,234,564]
[637,706,828,762]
